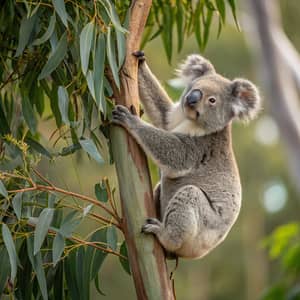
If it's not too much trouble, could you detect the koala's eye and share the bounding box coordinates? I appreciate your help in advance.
[208,97,216,104]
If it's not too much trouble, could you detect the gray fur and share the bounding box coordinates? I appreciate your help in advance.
[112,54,261,259]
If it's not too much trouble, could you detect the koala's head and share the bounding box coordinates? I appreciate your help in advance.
[177,54,261,134]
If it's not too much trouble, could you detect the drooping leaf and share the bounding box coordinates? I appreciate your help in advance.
[86,70,96,99]
[106,27,120,89]
[32,13,56,46]
[101,0,126,33]
[79,138,104,164]
[80,21,95,75]
[76,246,89,299]
[52,0,68,27]
[94,182,108,202]
[65,249,80,299]
[176,0,184,52]
[2,224,19,281]
[116,29,126,68]
[94,34,106,113]
[38,31,68,80]
[94,273,106,296]
[22,96,37,135]
[106,226,117,251]
[27,236,48,300]
[0,180,8,198]
[15,14,38,56]
[215,0,226,23]
[25,137,52,158]
[52,233,65,266]
[12,192,23,220]
[119,241,131,275]
[0,100,10,135]
[0,246,10,295]
[57,86,69,124]
[203,7,213,49]
[34,208,54,254]
[58,211,81,237]
[227,0,240,30]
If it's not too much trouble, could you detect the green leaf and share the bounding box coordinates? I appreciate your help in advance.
[79,139,104,164]
[86,70,96,99]
[0,180,8,198]
[106,226,117,251]
[94,273,106,296]
[57,86,69,124]
[52,233,65,266]
[22,96,37,135]
[0,100,10,135]
[89,228,108,280]
[52,0,68,27]
[83,204,93,217]
[34,208,54,254]
[94,182,108,202]
[25,137,52,158]
[119,241,131,275]
[32,13,56,46]
[65,250,80,299]
[38,31,68,80]
[101,0,126,33]
[80,22,95,75]
[116,30,126,68]
[161,5,174,63]
[12,192,23,220]
[2,224,19,281]
[15,14,38,56]
[94,34,106,113]
[106,27,120,89]
[203,8,213,49]
[215,0,226,23]
[0,246,10,295]
[27,236,48,300]
[227,0,240,30]
[59,211,81,237]
[59,143,81,156]
[176,0,184,52]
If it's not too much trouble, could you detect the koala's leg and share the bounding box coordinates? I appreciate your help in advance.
[133,51,174,129]
[142,185,201,253]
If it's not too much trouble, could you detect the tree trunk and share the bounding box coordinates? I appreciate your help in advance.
[109,1,174,299]
[245,0,300,191]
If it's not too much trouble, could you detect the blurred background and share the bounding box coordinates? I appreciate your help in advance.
[38,0,300,299]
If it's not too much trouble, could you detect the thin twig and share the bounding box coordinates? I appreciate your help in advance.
[103,177,120,221]
[32,168,54,187]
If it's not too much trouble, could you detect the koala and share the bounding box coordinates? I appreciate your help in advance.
[112,52,261,259]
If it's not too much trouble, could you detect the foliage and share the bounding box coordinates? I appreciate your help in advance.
[261,223,300,300]
[0,0,237,298]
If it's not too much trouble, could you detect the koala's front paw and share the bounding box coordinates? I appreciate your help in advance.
[132,50,145,64]
[112,105,136,129]
[141,218,161,234]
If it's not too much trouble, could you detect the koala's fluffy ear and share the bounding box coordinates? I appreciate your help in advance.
[230,79,261,121]
[177,54,215,83]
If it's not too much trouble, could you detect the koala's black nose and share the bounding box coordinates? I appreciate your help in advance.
[186,89,202,106]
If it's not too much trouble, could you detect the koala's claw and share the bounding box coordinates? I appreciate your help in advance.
[132,50,145,63]
[145,218,160,225]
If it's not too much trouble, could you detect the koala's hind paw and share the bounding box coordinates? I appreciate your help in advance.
[141,218,161,234]
[132,50,145,63]
[111,105,131,126]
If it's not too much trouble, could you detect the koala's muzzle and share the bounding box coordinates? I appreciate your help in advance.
[186,89,202,107]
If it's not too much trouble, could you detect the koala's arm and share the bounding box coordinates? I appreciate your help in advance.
[112,105,196,172]
[137,59,174,129]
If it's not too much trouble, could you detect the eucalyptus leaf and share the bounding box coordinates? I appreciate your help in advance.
[52,233,65,266]
[80,22,95,75]
[227,0,240,30]
[215,0,226,23]
[15,14,38,56]
[12,192,23,220]
[58,86,69,124]
[79,139,104,164]
[0,180,8,198]
[0,246,10,295]
[22,96,37,135]
[106,226,117,251]
[106,27,120,89]
[119,240,131,275]
[27,236,48,300]
[2,224,19,281]
[86,70,96,99]
[38,31,68,80]
[34,208,54,254]
[32,13,56,46]
[94,34,106,113]
[94,182,108,202]
[52,0,68,27]
[25,137,52,158]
